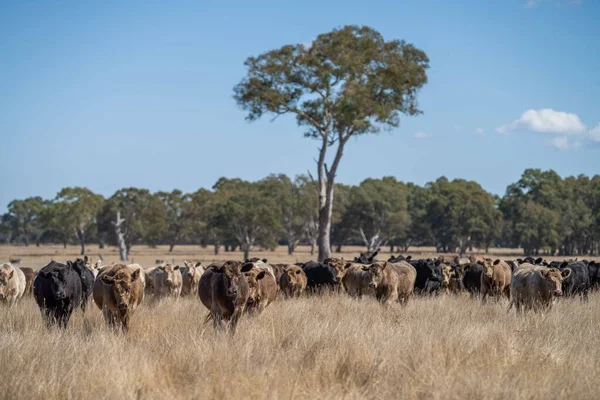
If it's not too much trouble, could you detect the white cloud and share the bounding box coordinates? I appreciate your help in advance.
[414,131,430,139]
[497,108,598,151]
[588,123,600,142]
[550,136,570,151]
[496,108,587,135]
[549,137,582,151]
[454,124,461,133]
[474,128,485,135]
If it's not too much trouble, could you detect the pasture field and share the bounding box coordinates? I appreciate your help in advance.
[2,245,600,399]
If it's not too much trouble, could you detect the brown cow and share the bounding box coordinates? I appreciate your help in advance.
[508,264,571,314]
[198,261,254,333]
[279,265,308,298]
[342,263,375,298]
[363,261,416,305]
[153,264,182,299]
[181,261,203,296]
[323,257,349,286]
[93,264,144,333]
[244,265,278,314]
[481,259,512,303]
[19,267,35,296]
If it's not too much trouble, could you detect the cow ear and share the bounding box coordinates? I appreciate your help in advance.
[241,263,254,273]
[84,255,89,263]
[434,259,441,267]
[381,262,387,270]
[195,262,202,268]
[493,259,500,266]
[406,256,412,261]
[256,271,266,280]
[8,269,14,279]
[295,269,302,275]
[560,262,568,269]
[561,268,571,279]
[344,263,353,270]
[361,266,369,272]
[173,265,180,270]
[131,269,141,281]
[262,259,268,263]
[101,275,114,284]
[535,257,543,264]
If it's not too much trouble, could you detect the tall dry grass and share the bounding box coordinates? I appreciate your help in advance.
[1,290,599,399]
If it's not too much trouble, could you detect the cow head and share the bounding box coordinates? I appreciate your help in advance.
[362,262,387,289]
[322,258,347,283]
[0,264,16,300]
[182,261,202,280]
[441,265,453,288]
[212,261,252,299]
[101,267,141,314]
[282,266,304,285]
[541,268,571,297]
[156,264,180,288]
[244,268,267,306]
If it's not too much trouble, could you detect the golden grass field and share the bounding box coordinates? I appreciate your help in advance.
[2,245,600,399]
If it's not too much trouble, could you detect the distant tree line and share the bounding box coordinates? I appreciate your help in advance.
[1,169,599,259]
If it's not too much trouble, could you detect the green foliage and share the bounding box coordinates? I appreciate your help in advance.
[6,197,46,245]
[234,25,429,139]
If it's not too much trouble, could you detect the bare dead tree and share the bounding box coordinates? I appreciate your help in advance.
[112,211,127,261]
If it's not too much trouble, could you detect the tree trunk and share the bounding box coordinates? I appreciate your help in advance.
[169,243,175,252]
[336,244,342,253]
[214,243,220,255]
[242,244,250,261]
[310,242,315,256]
[317,202,332,262]
[112,211,128,261]
[63,242,67,249]
[287,242,295,255]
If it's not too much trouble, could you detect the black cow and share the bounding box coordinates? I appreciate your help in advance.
[354,249,379,264]
[388,255,412,263]
[301,261,339,291]
[587,261,600,290]
[553,261,590,301]
[70,257,95,312]
[462,262,485,296]
[33,261,82,329]
[518,257,547,266]
[409,259,443,294]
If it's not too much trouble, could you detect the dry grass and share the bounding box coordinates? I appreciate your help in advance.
[1,291,600,399]
[2,244,600,399]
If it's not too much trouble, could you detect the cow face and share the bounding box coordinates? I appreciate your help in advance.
[441,265,453,288]
[156,264,180,288]
[362,262,387,289]
[0,266,15,300]
[213,261,252,299]
[244,269,266,306]
[323,258,347,283]
[283,266,303,285]
[103,269,141,313]
[542,268,571,297]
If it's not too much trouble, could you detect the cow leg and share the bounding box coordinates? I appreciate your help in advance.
[481,288,488,304]
[229,308,244,335]
[103,307,115,331]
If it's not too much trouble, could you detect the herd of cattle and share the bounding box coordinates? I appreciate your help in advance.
[0,250,598,334]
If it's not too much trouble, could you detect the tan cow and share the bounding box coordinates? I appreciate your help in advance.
[181,261,203,296]
[342,263,375,298]
[93,264,144,333]
[508,264,571,314]
[481,259,512,303]
[19,267,35,296]
[279,265,308,298]
[244,265,278,314]
[143,266,158,294]
[363,261,416,305]
[153,264,182,299]
[0,263,26,305]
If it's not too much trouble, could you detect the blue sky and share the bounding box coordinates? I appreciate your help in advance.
[1,0,598,210]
